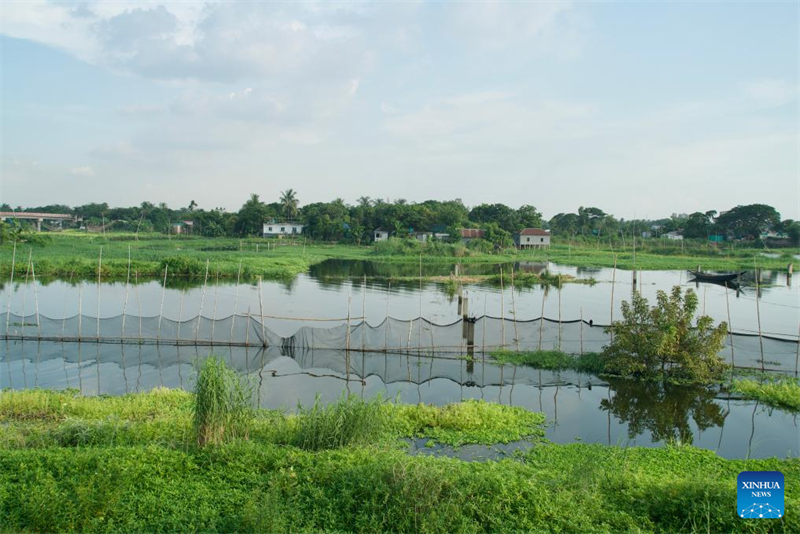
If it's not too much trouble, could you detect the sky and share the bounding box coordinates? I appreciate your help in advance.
[1,0,798,221]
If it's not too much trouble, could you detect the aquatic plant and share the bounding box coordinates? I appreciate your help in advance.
[731,377,800,412]
[490,349,606,375]
[193,357,255,446]
[288,393,387,451]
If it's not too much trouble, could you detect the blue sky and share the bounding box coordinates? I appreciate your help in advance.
[1,1,798,220]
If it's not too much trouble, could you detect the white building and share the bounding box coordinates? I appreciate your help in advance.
[515,228,551,249]
[664,231,683,241]
[263,222,303,237]
[373,228,390,242]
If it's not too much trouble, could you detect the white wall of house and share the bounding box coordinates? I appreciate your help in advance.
[374,230,390,242]
[263,222,304,236]
[519,234,550,247]
[665,232,683,240]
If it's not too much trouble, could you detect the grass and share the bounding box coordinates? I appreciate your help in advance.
[490,349,607,374]
[730,376,800,412]
[1,233,794,285]
[0,389,798,533]
[288,394,387,451]
[193,357,255,446]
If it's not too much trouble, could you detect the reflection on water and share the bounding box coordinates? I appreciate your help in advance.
[2,340,797,459]
[600,378,727,444]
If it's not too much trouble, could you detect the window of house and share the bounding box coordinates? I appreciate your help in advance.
[281,227,286,232]
[526,237,530,242]
[541,237,544,242]
[268,227,273,231]
[292,227,297,233]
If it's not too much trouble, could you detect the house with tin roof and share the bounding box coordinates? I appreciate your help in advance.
[514,228,551,249]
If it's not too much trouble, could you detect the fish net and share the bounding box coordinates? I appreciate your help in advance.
[2,311,797,373]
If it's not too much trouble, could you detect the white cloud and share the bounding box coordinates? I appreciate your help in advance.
[743,79,798,108]
[69,165,95,177]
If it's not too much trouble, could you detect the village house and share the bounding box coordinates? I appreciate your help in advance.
[263,221,304,237]
[514,228,551,249]
[373,228,390,242]
[459,228,485,244]
[664,231,683,241]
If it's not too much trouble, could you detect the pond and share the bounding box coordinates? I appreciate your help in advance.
[1,259,798,459]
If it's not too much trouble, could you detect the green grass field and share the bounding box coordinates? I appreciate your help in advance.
[0,232,795,282]
[0,388,797,533]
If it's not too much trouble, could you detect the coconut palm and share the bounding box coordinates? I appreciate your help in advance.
[280,189,299,219]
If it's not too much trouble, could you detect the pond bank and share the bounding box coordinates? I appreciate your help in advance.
[1,389,797,533]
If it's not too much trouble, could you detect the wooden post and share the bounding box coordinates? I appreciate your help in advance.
[5,241,16,337]
[724,282,735,368]
[230,261,242,343]
[795,321,799,376]
[258,276,267,347]
[510,268,519,352]
[482,296,487,358]
[579,307,584,356]
[121,245,131,339]
[500,267,505,349]
[157,265,168,342]
[195,259,209,343]
[610,255,617,341]
[245,307,251,347]
[754,257,764,370]
[384,281,390,353]
[346,291,352,353]
[96,246,102,340]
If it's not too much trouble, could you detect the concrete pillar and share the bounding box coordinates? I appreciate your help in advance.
[36,218,42,232]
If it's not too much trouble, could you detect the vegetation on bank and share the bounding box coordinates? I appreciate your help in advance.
[1,387,798,533]
[0,233,795,286]
[490,349,606,375]
[731,376,800,412]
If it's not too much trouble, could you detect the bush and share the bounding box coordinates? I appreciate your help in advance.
[731,377,800,412]
[603,286,728,384]
[193,357,255,446]
[288,394,386,451]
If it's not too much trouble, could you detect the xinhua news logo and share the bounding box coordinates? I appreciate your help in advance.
[738,471,784,519]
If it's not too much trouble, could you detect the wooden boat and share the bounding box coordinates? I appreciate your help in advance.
[687,270,744,283]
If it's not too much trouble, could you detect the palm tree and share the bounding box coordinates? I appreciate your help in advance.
[280,189,299,220]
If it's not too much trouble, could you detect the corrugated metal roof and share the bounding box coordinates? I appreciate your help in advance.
[459,228,485,238]
[519,228,550,236]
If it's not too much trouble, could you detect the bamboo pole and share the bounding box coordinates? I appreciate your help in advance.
[754,257,764,371]
[229,262,242,342]
[609,255,617,342]
[121,245,131,339]
[362,274,367,352]
[482,296,487,358]
[724,281,735,368]
[418,255,422,352]
[795,321,799,376]
[384,281,390,353]
[31,260,40,338]
[346,291,352,353]
[157,265,168,342]
[510,268,519,352]
[245,307,251,347]
[5,241,16,336]
[176,289,185,343]
[500,267,505,348]
[258,277,267,347]
[135,270,142,341]
[20,250,31,337]
[96,246,102,340]
[195,259,209,343]
[579,307,584,356]
[538,285,546,350]
[211,270,219,343]
[557,277,562,351]
[61,271,73,339]
[77,282,83,341]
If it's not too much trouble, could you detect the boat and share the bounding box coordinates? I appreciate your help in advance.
[687,270,744,283]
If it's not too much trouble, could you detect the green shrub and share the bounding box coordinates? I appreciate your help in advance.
[288,394,386,451]
[193,357,255,446]
[603,286,728,384]
[490,350,606,374]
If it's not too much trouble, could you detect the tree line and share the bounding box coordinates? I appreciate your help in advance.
[4,194,796,245]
